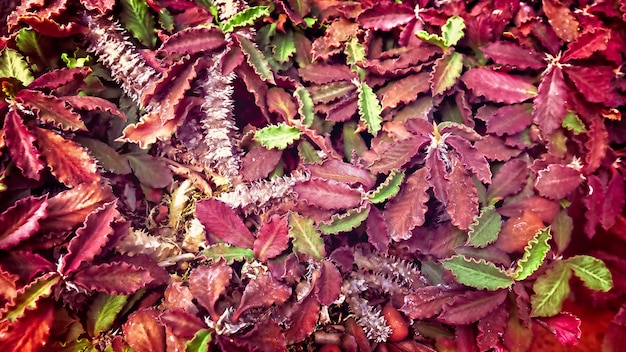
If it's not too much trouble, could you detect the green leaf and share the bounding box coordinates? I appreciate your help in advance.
[530,261,571,317]
[201,243,254,264]
[236,33,275,84]
[15,29,47,70]
[120,0,157,48]
[272,30,296,64]
[357,82,383,136]
[254,124,302,150]
[298,140,322,163]
[551,210,573,254]
[61,52,90,69]
[186,329,212,352]
[288,212,325,259]
[342,121,367,158]
[158,8,175,32]
[562,111,586,134]
[222,6,270,32]
[565,255,613,292]
[416,31,446,50]
[87,293,128,337]
[514,228,551,281]
[431,51,463,96]
[3,274,60,322]
[319,204,370,235]
[441,16,465,47]
[345,37,366,66]
[75,136,132,174]
[0,48,33,85]
[294,85,314,126]
[368,170,405,204]
[442,255,514,290]
[467,206,502,248]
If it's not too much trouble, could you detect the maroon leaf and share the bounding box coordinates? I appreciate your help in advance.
[63,96,127,121]
[60,201,119,275]
[196,198,255,249]
[126,153,173,189]
[363,46,441,76]
[81,0,115,13]
[232,272,292,322]
[439,289,507,325]
[27,67,91,91]
[0,251,54,282]
[366,206,391,253]
[159,309,206,339]
[487,158,529,201]
[141,56,201,109]
[381,72,431,110]
[564,65,623,107]
[533,66,567,135]
[401,286,463,319]
[122,308,166,352]
[293,178,362,210]
[486,104,533,136]
[535,312,582,346]
[534,164,583,200]
[602,169,625,230]
[72,262,155,294]
[357,2,415,31]
[474,135,522,161]
[326,96,358,122]
[16,89,87,131]
[236,320,287,352]
[476,303,508,351]
[267,87,297,121]
[542,0,579,42]
[461,68,537,103]
[188,262,232,321]
[3,109,45,180]
[368,135,429,174]
[584,174,604,239]
[562,28,609,61]
[298,63,355,85]
[305,159,376,191]
[445,155,479,230]
[0,195,47,250]
[481,41,545,70]
[241,146,282,182]
[383,168,430,241]
[445,135,492,184]
[426,149,449,205]
[254,215,290,262]
[284,293,320,344]
[315,260,342,306]
[582,116,609,175]
[158,27,226,57]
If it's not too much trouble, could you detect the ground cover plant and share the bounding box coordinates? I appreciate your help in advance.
[0,0,624,351]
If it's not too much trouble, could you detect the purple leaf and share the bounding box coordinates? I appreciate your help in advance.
[401,286,463,319]
[126,153,173,189]
[241,146,282,182]
[28,67,91,91]
[0,251,54,282]
[533,66,567,135]
[293,178,363,210]
[254,215,290,262]
[584,175,604,239]
[158,27,226,57]
[487,158,529,201]
[3,109,45,180]
[305,159,376,191]
[232,272,291,322]
[298,63,355,85]
[196,199,255,249]
[474,135,522,162]
[366,206,391,253]
[498,196,560,224]
[382,72,431,110]
[602,169,625,230]
[445,135,492,184]
[357,2,415,31]
[439,289,507,325]
[16,89,87,131]
[426,150,449,205]
[383,168,430,241]
[368,135,429,174]
[72,262,155,294]
[461,68,537,103]
[534,164,583,200]
[122,308,166,352]
[159,309,206,339]
[63,96,127,121]
[445,155,479,230]
[535,312,582,346]
[0,195,47,250]
[188,262,232,321]
[314,260,342,306]
[564,65,623,107]
[481,41,545,70]
[487,104,533,137]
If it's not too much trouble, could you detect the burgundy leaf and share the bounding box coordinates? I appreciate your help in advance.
[122,308,166,352]
[582,116,609,175]
[461,68,537,103]
[439,289,507,325]
[474,135,522,161]
[0,195,47,250]
[115,253,170,287]
[63,96,127,121]
[27,67,91,91]
[381,72,430,110]
[366,206,391,253]
[309,81,356,104]
[533,66,567,135]
[426,149,449,205]
[188,262,232,321]
[534,164,583,200]
[298,63,355,85]
[357,2,415,31]
[368,135,429,174]
[445,155,479,230]
[159,309,205,339]
[542,0,579,42]
[163,282,198,314]
[254,215,290,262]
[0,251,54,282]
[60,201,119,275]
[513,282,531,326]
[455,325,479,352]
[487,158,529,201]
[476,303,508,351]
[535,312,582,346]
[232,272,292,322]
[363,46,441,76]
[3,109,45,180]
[126,153,173,189]
[236,320,287,352]
[602,169,625,230]
[267,87,297,121]
[564,65,623,107]
[487,103,533,136]
[141,56,201,108]
[315,260,342,306]
[241,146,282,182]
[158,27,226,57]
[305,159,376,191]
[293,178,362,210]
[445,135,492,184]
[81,0,115,13]
[284,293,320,344]
[401,286,463,319]
[383,168,430,241]
[481,41,545,70]
[16,89,87,131]
[326,96,358,122]
[72,262,155,294]
[196,198,255,249]
[584,174,604,239]
[562,28,609,61]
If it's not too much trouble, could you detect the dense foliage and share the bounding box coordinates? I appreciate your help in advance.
[0,0,625,351]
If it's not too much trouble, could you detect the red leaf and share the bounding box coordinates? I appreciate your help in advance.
[241,146,282,182]
[487,158,529,201]
[60,201,119,275]
[381,72,431,110]
[16,89,87,131]
[33,127,101,188]
[159,309,205,339]
[401,286,463,319]
[315,260,342,306]
[158,27,226,57]
[232,272,291,322]
[254,215,290,262]
[564,65,623,107]
[120,108,186,149]
[122,308,166,352]
[481,41,545,70]
[474,135,522,162]
[196,198,255,249]
[18,16,87,38]
[28,67,91,91]
[445,135,492,184]
[284,293,320,344]
[236,320,287,352]
[363,46,441,76]
[445,155,479,230]
[141,57,201,108]
[267,87,297,121]
[368,135,429,174]
[3,110,45,180]
[486,104,533,137]
[534,164,583,200]
[0,252,54,282]
[439,289,507,325]
[366,206,390,253]
[542,0,579,42]
[326,96,358,122]
[0,195,47,250]
[503,305,533,352]
[562,28,609,61]
[533,66,567,135]
[357,2,415,31]
[0,301,54,351]
[582,116,609,175]
[163,282,198,314]
[426,149,449,205]
[602,169,625,230]
[495,209,545,253]
[461,68,537,104]
[584,174,604,239]
[81,0,115,13]
[535,312,581,346]
[383,168,430,241]
[498,196,560,224]
[477,303,508,351]
[63,96,127,121]
[188,262,232,321]
[0,269,18,305]
[294,178,363,210]
[298,63,355,85]
[127,153,173,189]
[305,159,376,191]
[72,262,155,294]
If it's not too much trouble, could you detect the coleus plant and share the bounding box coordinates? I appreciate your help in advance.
[0,0,625,351]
